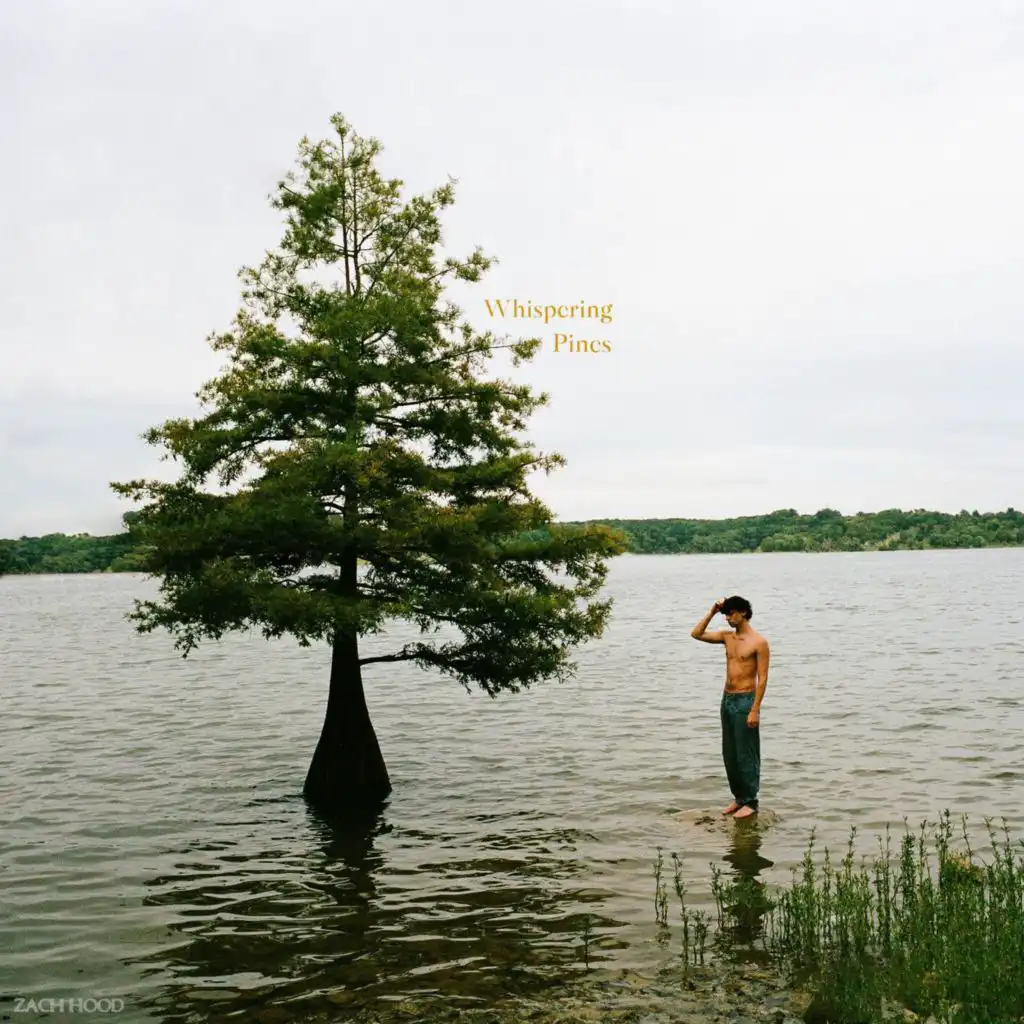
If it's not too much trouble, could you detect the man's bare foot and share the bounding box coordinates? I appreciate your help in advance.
[733,805,757,819]
[722,802,740,815]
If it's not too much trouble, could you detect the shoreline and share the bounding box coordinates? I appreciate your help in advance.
[1,543,1022,579]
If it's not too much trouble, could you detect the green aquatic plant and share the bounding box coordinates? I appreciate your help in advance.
[649,848,713,972]
[579,913,594,969]
[660,811,1024,1023]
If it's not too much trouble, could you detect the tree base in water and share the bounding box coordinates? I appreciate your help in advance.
[303,632,393,816]
[302,718,392,813]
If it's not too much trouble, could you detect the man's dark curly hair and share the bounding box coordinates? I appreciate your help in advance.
[721,595,752,620]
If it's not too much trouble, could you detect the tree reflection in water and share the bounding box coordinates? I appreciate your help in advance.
[126,799,623,1022]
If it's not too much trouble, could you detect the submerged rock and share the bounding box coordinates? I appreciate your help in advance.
[670,807,782,834]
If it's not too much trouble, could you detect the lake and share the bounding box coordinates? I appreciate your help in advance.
[2,550,1022,1022]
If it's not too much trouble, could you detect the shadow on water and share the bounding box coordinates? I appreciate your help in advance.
[713,816,775,965]
[127,797,626,1022]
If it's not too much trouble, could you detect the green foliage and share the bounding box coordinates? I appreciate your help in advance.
[653,847,712,973]
[104,113,623,696]
[0,532,137,575]
[5,506,1023,578]
[701,814,1024,1023]
[566,507,1024,554]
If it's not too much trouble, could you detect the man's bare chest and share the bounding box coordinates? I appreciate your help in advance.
[725,637,758,662]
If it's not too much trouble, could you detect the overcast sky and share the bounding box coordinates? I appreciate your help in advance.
[2,0,1023,537]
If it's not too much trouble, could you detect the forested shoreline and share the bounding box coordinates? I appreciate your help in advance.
[2,507,1022,575]
[575,506,1024,554]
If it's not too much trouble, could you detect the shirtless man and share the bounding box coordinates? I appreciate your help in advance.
[690,596,770,819]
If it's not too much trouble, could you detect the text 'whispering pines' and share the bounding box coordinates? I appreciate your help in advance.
[483,299,613,354]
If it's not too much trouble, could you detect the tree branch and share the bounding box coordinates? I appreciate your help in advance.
[359,651,419,666]
[364,220,422,296]
[339,135,352,296]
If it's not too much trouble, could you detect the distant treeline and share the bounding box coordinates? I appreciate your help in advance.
[1,507,1022,575]
[554,507,1024,554]
[0,531,148,575]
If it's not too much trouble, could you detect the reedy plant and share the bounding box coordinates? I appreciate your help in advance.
[653,812,1024,1022]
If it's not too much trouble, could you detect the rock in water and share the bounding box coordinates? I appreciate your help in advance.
[669,807,781,834]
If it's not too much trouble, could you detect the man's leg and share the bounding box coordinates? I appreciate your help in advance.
[732,693,761,814]
[721,695,742,813]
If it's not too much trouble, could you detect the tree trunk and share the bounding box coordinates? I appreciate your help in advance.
[303,631,391,812]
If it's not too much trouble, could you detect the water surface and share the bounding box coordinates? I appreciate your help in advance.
[2,550,1021,1021]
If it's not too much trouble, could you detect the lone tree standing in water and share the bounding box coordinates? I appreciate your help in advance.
[112,114,624,814]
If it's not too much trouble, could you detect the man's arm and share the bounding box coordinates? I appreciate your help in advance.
[691,600,725,643]
[750,640,770,719]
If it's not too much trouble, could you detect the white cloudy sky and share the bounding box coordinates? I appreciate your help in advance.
[2,0,1023,537]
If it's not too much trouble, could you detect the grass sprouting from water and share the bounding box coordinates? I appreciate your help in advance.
[653,846,710,973]
[579,912,594,969]
[657,812,1024,1023]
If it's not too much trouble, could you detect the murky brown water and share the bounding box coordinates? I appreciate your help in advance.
[2,550,1022,1022]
